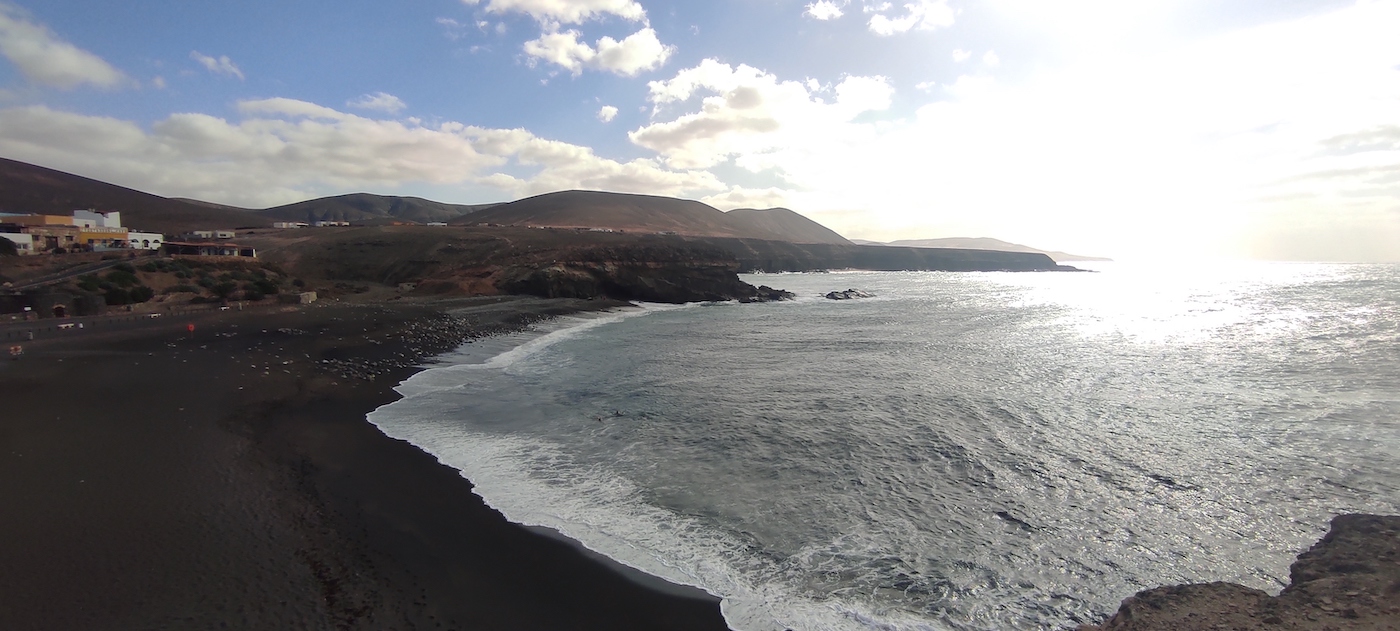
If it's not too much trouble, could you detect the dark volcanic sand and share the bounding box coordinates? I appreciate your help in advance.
[0,297,731,630]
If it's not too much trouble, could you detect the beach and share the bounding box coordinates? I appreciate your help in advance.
[0,297,731,630]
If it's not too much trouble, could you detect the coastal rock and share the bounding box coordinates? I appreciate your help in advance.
[1078,514,1400,631]
[825,288,874,300]
[495,248,794,304]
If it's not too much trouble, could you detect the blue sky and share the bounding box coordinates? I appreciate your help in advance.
[0,0,1396,261]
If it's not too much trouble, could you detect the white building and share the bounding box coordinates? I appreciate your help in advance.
[126,231,164,250]
[1,232,35,254]
[273,221,308,229]
[73,210,121,229]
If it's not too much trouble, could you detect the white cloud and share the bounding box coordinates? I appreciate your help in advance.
[151,76,167,90]
[0,99,721,207]
[524,27,672,76]
[805,1,846,20]
[347,92,407,114]
[952,48,971,62]
[0,5,126,89]
[189,51,244,80]
[866,0,954,36]
[460,0,646,25]
[625,2,1400,262]
[914,80,936,91]
[597,105,619,122]
[982,50,1000,66]
[631,60,894,170]
[701,186,792,210]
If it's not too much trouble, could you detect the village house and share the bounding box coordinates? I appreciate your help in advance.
[185,230,236,240]
[127,231,164,250]
[164,241,257,258]
[273,221,308,229]
[1,232,36,254]
[0,210,165,253]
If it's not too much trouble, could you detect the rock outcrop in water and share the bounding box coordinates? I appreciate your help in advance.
[825,288,874,300]
[1078,514,1400,631]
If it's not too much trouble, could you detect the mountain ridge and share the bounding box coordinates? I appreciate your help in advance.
[854,237,1110,263]
[461,190,851,245]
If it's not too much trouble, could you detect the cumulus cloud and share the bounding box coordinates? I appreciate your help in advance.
[524,27,672,76]
[460,0,646,25]
[0,99,721,207]
[597,105,618,122]
[347,92,407,114]
[952,48,971,62]
[0,5,126,89]
[701,186,792,211]
[190,51,244,80]
[631,59,894,170]
[866,0,954,36]
[982,50,1000,66]
[805,1,846,20]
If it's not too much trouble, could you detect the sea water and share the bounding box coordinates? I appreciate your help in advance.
[368,262,1400,630]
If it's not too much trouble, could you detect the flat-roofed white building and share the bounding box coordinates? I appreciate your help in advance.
[73,210,121,229]
[126,231,164,250]
[1,232,35,254]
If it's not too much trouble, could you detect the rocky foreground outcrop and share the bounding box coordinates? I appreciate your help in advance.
[1078,514,1400,631]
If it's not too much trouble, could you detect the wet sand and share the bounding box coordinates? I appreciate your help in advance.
[0,297,731,630]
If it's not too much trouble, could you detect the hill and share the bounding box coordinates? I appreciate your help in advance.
[261,193,496,224]
[724,208,850,245]
[867,237,1110,263]
[0,157,261,233]
[461,190,850,244]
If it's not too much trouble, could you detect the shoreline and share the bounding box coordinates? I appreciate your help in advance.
[0,297,732,630]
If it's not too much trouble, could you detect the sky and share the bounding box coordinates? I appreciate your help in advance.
[0,0,1397,261]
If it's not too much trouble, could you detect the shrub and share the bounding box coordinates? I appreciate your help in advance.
[105,270,140,287]
[104,288,131,305]
[254,279,280,295]
[164,284,199,294]
[243,290,265,301]
[140,262,159,273]
[113,262,136,273]
[211,281,238,299]
[0,239,16,257]
[129,285,155,303]
[292,278,306,288]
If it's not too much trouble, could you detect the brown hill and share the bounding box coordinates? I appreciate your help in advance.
[875,237,1110,263]
[460,190,849,244]
[0,157,262,233]
[724,208,850,245]
[262,193,496,224]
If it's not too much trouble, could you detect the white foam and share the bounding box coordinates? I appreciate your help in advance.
[367,299,955,631]
[390,302,691,398]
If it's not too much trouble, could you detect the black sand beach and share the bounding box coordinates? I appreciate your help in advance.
[0,297,731,630]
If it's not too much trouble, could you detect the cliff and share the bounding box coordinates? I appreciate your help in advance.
[1079,514,1400,631]
[249,227,792,304]
[494,245,793,303]
[689,237,1071,272]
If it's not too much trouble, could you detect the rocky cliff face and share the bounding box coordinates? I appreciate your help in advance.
[494,245,793,303]
[691,237,1073,272]
[1079,514,1400,631]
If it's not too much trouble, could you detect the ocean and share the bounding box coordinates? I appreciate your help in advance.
[368,262,1400,630]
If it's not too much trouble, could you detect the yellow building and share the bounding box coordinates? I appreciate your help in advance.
[78,226,130,249]
[4,214,75,226]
